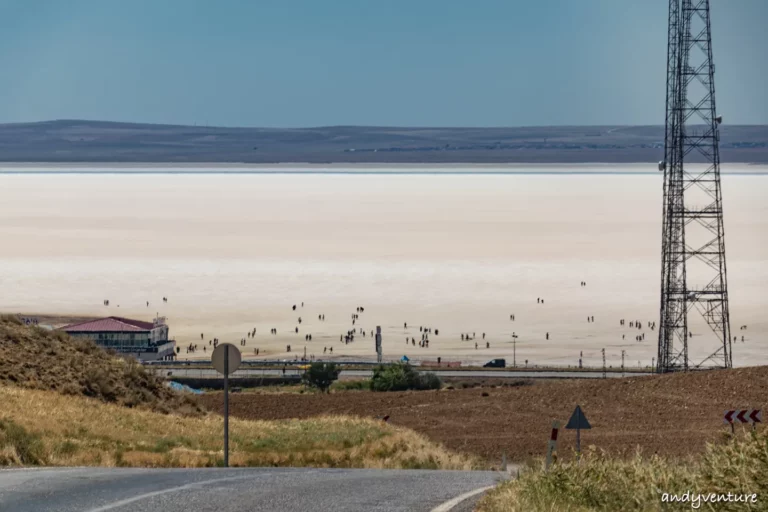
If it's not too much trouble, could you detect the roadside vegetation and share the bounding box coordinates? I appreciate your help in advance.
[477,429,768,512]
[302,363,441,393]
[0,385,478,469]
[301,362,340,393]
[370,362,441,392]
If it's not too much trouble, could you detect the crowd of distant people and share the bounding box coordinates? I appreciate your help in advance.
[91,280,752,366]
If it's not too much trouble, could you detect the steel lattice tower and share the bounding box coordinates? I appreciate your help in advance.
[658,0,732,372]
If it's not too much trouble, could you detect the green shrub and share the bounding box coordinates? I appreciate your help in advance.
[301,362,340,393]
[370,363,441,392]
[370,363,414,392]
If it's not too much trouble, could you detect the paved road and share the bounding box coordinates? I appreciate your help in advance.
[155,367,646,379]
[0,468,505,512]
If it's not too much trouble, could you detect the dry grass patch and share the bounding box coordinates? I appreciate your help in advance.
[0,386,477,470]
[477,429,768,512]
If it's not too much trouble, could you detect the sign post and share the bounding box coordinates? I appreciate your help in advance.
[565,405,592,459]
[375,326,382,364]
[724,409,762,434]
[212,343,242,467]
[545,420,560,471]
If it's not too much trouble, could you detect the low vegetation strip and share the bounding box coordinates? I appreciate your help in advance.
[476,429,768,512]
[0,386,477,470]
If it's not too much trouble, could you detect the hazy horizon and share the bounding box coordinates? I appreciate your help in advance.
[6,119,768,130]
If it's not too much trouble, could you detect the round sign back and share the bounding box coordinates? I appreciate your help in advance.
[211,343,242,376]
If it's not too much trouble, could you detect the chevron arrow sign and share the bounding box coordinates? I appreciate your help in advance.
[723,409,762,424]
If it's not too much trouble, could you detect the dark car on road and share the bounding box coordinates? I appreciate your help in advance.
[483,358,506,368]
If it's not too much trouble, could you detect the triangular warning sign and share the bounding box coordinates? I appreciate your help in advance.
[565,405,591,429]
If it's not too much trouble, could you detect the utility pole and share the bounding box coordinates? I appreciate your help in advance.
[601,348,606,379]
[224,348,229,467]
[621,350,626,377]
[658,0,732,373]
[512,332,518,368]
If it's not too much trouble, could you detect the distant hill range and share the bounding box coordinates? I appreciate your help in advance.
[1,120,767,164]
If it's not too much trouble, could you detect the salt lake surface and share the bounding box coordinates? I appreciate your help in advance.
[0,166,765,367]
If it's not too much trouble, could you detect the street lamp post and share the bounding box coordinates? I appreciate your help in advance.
[511,332,518,368]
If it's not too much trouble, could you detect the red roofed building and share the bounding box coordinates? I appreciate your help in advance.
[61,316,176,361]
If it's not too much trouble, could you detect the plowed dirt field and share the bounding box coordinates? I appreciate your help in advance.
[200,367,768,464]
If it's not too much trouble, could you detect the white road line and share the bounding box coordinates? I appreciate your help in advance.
[430,485,494,512]
[82,475,257,512]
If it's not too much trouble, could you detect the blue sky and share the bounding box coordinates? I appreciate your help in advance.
[0,0,766,127]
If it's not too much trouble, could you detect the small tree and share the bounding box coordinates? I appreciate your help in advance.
[370,362,410,391]
[370,362,441,392]
[302,362,340,393]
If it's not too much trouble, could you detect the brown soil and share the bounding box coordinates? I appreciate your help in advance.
[200,366,768,464]
[0,315,200,414]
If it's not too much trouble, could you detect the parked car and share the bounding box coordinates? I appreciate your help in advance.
[483,358,506,368]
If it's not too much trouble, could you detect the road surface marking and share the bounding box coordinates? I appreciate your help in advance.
[430,485,494,512]
[83,475,259,512]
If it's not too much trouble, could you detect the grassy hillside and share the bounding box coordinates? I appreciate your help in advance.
[0,386,476,470]
[0,317,476,469]
[0,314,198,413]
[478,430,768,512]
